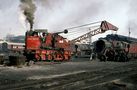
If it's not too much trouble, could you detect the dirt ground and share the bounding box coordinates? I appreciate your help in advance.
[0,58,137,90]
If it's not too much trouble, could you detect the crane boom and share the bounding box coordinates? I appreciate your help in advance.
[70,21,118,43]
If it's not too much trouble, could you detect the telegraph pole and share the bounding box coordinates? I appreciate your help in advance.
[89,28,93,60]
[128,27,131,38]
[127,26,131,53]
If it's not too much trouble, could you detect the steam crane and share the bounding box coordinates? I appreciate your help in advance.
[64,20,118,58]
[23,20,118,62]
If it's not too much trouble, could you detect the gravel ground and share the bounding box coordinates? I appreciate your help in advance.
[0,58,137,90]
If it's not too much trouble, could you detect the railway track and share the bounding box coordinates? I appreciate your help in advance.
[0,63,136,90]
[49,67,136,90]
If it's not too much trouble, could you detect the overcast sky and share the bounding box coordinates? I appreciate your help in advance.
[0,0,137,41]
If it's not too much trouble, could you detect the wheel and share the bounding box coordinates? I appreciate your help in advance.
[99,55,106,62]
[115,55,120,62]
[121,54,129,62]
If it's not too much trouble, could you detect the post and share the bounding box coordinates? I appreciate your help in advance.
[89,28,93,60]
[128,27,131,38]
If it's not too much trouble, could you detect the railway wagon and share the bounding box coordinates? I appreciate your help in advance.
[127,42,137,58]
[0,41,24,53]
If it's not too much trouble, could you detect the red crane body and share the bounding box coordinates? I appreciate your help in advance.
[24,30,71,61]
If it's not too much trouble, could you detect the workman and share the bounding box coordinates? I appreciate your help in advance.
[41,32,47,42]
[41,32,47,48]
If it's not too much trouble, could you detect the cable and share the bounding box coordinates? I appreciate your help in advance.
[65,21,102,30]
[60,21,102,41]
[61,25,100,35]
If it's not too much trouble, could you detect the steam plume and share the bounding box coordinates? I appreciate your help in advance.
[20,0,36,30]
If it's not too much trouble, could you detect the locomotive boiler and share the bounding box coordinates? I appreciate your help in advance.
[94,34,137,61]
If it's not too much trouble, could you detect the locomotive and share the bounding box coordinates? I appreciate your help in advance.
[94,34,137,61]
[23,29,71,62]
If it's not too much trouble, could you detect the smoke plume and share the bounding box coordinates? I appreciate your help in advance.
[20,0,36,30]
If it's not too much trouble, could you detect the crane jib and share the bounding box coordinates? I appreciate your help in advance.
[70,21,118,43]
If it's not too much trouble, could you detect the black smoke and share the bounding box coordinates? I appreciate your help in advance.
[20,0,36,30]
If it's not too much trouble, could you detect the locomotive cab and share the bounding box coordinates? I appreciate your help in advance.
[25,29,48,50]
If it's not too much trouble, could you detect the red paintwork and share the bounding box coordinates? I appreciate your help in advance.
[128,44,137,54]
[45,34,52,47]
[26,36,41,50]
[25,32,71,61]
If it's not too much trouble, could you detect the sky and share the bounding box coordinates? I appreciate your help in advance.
[0,0,137,42]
